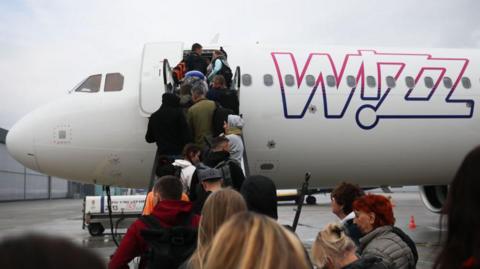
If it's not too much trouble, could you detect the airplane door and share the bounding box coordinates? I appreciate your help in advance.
[231,66,241,111]
[163,59,175,94]
[231,66,241,91]
[139,42,183,117]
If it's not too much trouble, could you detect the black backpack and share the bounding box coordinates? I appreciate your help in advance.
[156,157,182,179]
[155,156,175,178]
[211,103,233,137]
[214,158,239,187]
[140,213,198,269]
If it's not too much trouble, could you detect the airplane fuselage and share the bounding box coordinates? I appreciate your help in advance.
[7,44,480,190]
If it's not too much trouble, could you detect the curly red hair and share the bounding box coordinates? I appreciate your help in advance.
[353,194,395,228]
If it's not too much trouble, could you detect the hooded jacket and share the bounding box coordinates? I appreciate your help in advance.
[240,175,278,219]
[173,159,197,192]
[225,133,243,164]
[145,93,192,155]
[206,87,239,115]
[225,115,245,163]
[185,52,208,75]
[108,200,200,269]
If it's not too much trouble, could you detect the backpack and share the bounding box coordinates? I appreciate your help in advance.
[214,158,239,187]
[211,103,233,137]
[173,165,182,178]
[392,226,418,268]
[155,156,176,178]
[172,61,186,84]
[173,165,192,193]
[140,213,198,269]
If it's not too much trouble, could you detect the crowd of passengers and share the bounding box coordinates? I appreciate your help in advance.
[1,44,480,269]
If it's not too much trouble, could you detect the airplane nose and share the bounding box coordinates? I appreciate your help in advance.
[6,114,40,171]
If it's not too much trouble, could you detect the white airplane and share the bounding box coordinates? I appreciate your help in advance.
[6,42,480,212]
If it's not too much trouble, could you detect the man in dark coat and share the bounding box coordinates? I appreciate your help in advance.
[185,43,208,75]
[206,75,239,115]
[203,136,245,190]
[145,93,191,156]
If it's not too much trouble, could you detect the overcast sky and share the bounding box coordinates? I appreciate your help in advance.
[1,0,479,129]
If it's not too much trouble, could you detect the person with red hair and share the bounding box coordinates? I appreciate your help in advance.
[353,194,416,269]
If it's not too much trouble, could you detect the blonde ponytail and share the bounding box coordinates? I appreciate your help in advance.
[312,223,356,268]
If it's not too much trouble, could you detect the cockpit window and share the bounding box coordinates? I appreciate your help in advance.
[104,73,124,92]
[75,74,101,92]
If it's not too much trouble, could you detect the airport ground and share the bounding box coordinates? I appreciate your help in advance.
[0,187,442,269]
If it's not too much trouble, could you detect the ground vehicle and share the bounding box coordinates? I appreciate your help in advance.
[82,195,145,236]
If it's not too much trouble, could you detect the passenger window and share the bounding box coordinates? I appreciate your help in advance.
[405,76,415,88]
[306,75,316,87]
[462,77,472,89]
[443,77,453,89]
[346,75,356,88]
[386,76,396,88]
[75,74,101,92]
[366,76,376,88]
[424,77,434,89]
[285,74,295,87]
[326,75,336,87]
[104,73,124,92]
[263,74,273,86]
[242,74,252,86]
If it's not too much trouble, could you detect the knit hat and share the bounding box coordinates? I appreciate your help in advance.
[240,175,278,220]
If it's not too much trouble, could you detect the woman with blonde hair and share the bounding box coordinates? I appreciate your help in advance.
[185,188,247,269]
[312,223,387,269]
[203,212,311,269]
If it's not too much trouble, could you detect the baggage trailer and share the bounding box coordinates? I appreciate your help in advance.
[82,195,146,236]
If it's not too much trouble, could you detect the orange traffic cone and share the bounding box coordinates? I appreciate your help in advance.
[408,215,416,230]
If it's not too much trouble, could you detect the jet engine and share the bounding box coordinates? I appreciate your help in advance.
[419,185,448,213]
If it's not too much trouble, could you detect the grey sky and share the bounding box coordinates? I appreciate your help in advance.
[1,0,479,129]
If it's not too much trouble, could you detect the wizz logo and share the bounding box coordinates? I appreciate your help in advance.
[271,50,473,130]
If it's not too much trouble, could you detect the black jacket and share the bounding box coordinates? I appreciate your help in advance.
[185,52,208,75]
[191,190,211,215]
[204,151,245,190]
[342,257,391,269]
[145,93,192,155]
[240,175,278,219]
[344,218,363,247]
[207,87,239,115]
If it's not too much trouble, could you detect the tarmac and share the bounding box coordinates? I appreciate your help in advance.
[0,187,443,268]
